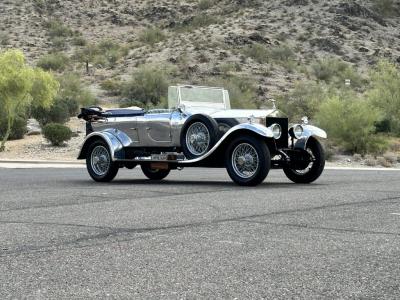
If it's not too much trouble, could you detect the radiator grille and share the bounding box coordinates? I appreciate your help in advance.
[266,117,289,148]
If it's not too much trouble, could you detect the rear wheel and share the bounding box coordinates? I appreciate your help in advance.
[86,140,119,182]
[283,138,325,183]
[225,135,271,186]
[141,164,170,180]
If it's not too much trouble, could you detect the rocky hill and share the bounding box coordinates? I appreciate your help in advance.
[1,0,399,103]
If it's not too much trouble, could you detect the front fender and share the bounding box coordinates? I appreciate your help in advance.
[77,131,125,160]
[294,125,327,150]
[180,123,274,164]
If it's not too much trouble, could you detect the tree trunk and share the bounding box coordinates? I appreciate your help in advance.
[0,115,12,152]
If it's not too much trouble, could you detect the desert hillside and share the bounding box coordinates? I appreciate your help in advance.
[1,0,399,100]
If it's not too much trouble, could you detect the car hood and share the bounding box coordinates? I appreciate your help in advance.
[186,107,286,118]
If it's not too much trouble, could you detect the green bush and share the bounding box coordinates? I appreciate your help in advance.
[100,79,123,96]
[183,14,221,30]
[368,60,400,135]
[269,44,295,62]
[138,27,166,45]
[206,76,258,109]
[57,73,96,108]
[310,58,365,89]
[37,52,69,71]
[372,0,399,17]
[0,114,27,140]
[0,33,9,46]
[276,82,330,120]
[31,98,70,126]
[315,94,387,154]
[198,0,215,10]
[44,20,74,38]
[242,44,269,64]
[42,123,72,146]
[122,66,169,107]
[75,40,127,69]
[71,35,87,46]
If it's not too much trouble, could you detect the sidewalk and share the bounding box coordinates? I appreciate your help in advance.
[0,159,84,169]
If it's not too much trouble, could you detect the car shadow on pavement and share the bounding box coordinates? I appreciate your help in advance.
[72,179,326,189]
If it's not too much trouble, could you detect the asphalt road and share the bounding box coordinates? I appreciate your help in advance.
[0,167,399,299]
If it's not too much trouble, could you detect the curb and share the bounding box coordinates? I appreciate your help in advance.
[0,159,84,165]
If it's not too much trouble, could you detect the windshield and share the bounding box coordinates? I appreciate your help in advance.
[179,86,224,104]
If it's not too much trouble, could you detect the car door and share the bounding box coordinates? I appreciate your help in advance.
[139,112,172,146]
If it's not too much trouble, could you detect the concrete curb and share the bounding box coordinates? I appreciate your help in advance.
[0,159,84,165]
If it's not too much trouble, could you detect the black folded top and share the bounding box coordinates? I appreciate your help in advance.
[78,107,145,120]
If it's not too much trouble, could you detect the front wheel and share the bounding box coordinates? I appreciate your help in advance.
[86,140,119,182]
[141,164,170,180]
[225,136,271,186]
[283,138,325,184]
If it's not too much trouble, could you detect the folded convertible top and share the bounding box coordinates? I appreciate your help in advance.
[78,107,145,121]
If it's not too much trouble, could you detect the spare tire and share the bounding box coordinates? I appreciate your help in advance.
[180,115,219,159]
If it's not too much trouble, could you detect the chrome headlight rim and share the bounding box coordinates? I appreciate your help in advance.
[270,123,282,139]
[293,124,304,139]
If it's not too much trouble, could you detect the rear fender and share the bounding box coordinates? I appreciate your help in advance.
[77,131,127,160]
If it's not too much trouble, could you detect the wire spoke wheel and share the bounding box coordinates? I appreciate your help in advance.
[185,122,210,156]
[231,143,259,179]
[90,145,111,176]
[293,148,315,175]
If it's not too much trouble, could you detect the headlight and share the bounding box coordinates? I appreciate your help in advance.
[270,123,282,139]
[293,124,303,139]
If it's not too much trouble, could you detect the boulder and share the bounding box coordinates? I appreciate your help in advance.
[26,119,41,136]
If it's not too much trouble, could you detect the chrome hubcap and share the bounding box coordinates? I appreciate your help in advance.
[186,122,210,156]
[232,143,259,179]
[90,145,110,176]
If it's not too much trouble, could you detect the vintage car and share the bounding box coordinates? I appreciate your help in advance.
[77,85,327,186]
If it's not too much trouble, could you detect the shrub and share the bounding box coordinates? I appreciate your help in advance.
[269,44,295,62]
[37,52,69,71]
[138,27,166,45]
[0,33,9,45]
[122,66,169,107]
[185,14,221,29]
[315,94,387,154]
[383,152,398,164]
[100,79,123,96]
[198,0,215,10]
[0,114,27,140]
[310,57,365,89]
[368,60,400,135]
[44,20,74,38]
[75,40,127,69]
[51,36,67,50]
[377,156,392,168]
[71,35,87,46]
[372,0,399,17]
[31,98,70,126]
[242,44,269,64]
[57,73,96,108]
[206,76,258,109]
[42,123,72,146]
[276,82,330,120]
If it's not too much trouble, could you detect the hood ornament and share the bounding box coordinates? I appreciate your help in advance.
[269,98,277,110]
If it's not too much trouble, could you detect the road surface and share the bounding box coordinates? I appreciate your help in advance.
[0,167,399,299]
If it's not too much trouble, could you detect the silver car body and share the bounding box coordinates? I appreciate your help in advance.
[78,85,327,163]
